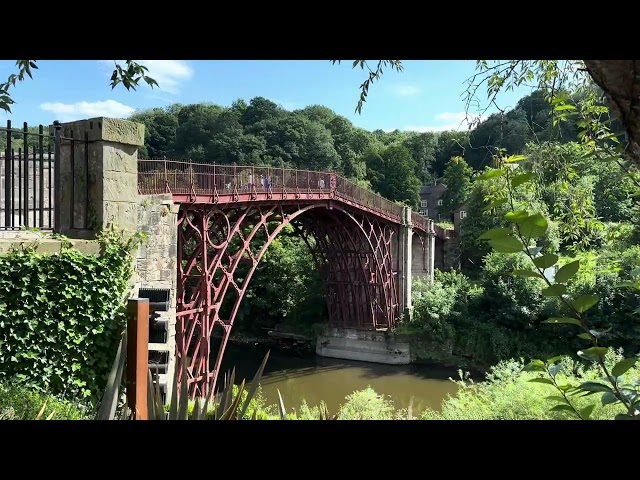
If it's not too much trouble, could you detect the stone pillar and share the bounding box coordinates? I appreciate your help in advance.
[398,206,413,321]
[427,221,436,284]
[57,117,144,238]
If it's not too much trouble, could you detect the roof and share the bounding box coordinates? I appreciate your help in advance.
[420,183,447,194]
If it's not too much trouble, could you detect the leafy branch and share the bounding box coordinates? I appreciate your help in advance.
[476,154,639,419]
[331,60,404,114]
[0,60,158,114]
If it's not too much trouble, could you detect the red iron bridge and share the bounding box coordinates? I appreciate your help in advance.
[138,160,450,397]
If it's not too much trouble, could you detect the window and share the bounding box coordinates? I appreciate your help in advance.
[421,200,428,208]
[437,199,443,206]
[459,211,467,219]
[419,209,427,217]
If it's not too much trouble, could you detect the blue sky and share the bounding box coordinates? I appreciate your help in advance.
[0,60,535,132]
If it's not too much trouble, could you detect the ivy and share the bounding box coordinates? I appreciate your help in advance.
[0,228,144,401]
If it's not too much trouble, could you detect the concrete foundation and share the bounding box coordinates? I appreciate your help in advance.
[316,327,411,365]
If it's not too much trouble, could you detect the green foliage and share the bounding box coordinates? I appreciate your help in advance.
[236,224,326,336]
[335,387,395,420]
[0,380,88,420]
[474,148,640,418]
[0,228,143,400]
[440,156,473,219]
[377,144,421,208]
[422,350,637,420]
[403,271,477,345]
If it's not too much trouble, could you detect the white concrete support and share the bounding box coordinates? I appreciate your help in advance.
[427,220,436,284]
[398,206,413,321]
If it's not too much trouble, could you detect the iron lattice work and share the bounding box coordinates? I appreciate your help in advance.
[176,201,399,398]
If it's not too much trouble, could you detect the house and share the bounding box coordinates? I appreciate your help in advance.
[418,183,447,220]
[453,203,469,235]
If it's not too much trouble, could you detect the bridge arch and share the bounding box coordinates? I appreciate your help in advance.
[175,201,399,398]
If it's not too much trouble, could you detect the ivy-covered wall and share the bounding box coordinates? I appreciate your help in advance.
[0,229,143,400]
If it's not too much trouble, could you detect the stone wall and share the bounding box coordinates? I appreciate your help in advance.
[0,230,100,254]
[132,193,179,400]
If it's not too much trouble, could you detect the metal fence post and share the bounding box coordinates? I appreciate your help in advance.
[53,120,61,232]
[127,298,149,420]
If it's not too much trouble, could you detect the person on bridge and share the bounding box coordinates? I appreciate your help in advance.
[318,177,325,189]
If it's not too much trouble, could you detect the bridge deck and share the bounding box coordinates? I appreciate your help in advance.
[137,159,445,236]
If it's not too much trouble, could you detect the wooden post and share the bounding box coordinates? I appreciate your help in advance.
[127,298,149,420]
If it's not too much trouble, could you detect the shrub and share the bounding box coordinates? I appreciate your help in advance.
[0,228,143,400]
[0,380,88,420]
[422,350,636,420]
[336,387,395,420]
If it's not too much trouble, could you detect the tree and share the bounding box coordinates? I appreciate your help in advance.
[402,132,438,183]
[378,144,421,208]
[440,156,473,219]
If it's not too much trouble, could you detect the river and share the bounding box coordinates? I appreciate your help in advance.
[218,341,462,416]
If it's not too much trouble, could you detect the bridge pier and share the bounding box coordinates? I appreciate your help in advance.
[57,117,178,403]
[398,206,413,321]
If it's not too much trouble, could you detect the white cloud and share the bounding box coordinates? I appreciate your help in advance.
[40,100,136,121]
[391,85,422,97]
[98,60,193,94]
[402,112,485,133]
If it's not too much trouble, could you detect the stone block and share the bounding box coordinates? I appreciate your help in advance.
[61,117,145,146]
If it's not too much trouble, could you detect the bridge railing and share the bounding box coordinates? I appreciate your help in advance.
[411,210,429,232]
[138,159,404,222]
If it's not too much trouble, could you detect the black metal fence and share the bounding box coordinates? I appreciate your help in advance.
[0,120,90,232]
[0,120,57,230]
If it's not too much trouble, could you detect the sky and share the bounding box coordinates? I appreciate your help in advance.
[0,60,536,132]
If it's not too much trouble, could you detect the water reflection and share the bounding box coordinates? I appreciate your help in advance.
[219,342,461,415]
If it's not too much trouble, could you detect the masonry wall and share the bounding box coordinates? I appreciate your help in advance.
[411,232,428,280]
[132,193,179,400]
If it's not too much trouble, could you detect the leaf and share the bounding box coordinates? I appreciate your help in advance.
[577,332,592,340]
[511,172,536,187]
[601,391,619,406]
[554,104,576,111]
[476,169,504,181]
[571,294,599,313]
[489,236,525,254]
[577,348,609,363]
[549,364,562,378]
[546,356,563,366]
[533,254,559,269]
[549,404,574,413]
[542,316,581,326]
[512,269,543,279]
[478,227,512,240]
[505,155,527,163]
[611,357,638,377]
[577,381,613,394]
[528,377,554,385]
[541,284,567,297]
[555,260,580,283]
[276,389,288,420]
[519,213,548,240]
[483,198,508,211]
[522,361,546,373]
[546,395,568,403]
[96,331,127,420]
[240,350,270,419]
[504,210,529,223]
[579,404,595,419]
